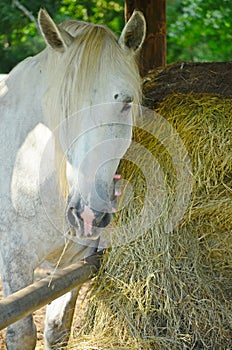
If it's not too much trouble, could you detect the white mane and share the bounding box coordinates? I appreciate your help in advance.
[44,20,142,129]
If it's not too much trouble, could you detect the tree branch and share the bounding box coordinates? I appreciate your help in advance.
[12,0,40,33]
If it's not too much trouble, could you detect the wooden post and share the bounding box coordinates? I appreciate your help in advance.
[0,252,103,330]
[125,0,166,76]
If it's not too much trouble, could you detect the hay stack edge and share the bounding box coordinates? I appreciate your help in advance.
[71,62,232,349]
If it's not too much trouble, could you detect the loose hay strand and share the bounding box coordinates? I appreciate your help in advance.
[70,93,232,349]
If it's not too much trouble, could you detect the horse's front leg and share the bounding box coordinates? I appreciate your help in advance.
[1,248,37,350]
[44,288,79,349]
[6,315,37,350]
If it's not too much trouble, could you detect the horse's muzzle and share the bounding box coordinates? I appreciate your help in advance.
[66,201,112,238]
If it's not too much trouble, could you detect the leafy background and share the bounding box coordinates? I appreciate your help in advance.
[0,0,231,72]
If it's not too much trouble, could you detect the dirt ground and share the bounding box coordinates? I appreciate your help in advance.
[0,268,89,349]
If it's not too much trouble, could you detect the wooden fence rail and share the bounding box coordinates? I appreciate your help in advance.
[0,251,103,330]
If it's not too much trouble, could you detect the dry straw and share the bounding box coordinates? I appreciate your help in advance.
[71,93,232,349]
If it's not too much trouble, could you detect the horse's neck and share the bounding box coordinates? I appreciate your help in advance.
[0,51,58,200]
[1,51,48,143]
[0,51,51,168]
[4,51,47,124]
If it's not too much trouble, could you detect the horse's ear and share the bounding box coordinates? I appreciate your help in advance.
[38,8,73,52]
[119,10,146,52]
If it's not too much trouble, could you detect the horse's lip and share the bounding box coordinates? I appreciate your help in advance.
[66,229,99,242]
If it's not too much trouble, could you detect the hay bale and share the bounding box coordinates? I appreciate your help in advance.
[143,62,232,107]
[71,93,232,349]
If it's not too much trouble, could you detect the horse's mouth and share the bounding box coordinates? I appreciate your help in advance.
[66,173,121,240]
[68,208,112,238]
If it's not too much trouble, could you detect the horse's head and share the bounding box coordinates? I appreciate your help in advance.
[39,9,146,240]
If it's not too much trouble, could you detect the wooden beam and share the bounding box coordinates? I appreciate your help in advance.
[125,0,166,76]
[0,251,103,330]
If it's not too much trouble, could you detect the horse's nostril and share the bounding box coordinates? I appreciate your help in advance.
[95,212,111,228]
[95,212,106,225]
[67,206,81,227]
[114,93,133,103]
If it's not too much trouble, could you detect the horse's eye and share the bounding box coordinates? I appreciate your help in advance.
[114,93,133,103]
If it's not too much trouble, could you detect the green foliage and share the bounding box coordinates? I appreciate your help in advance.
[0,1,61,72]
[0,0,124,73]
[0,0,231,72]
[167,0,232,62]
[57,0,124,34]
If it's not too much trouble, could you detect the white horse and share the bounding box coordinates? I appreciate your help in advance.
[0,74,8,81]
[0,8,145,350]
